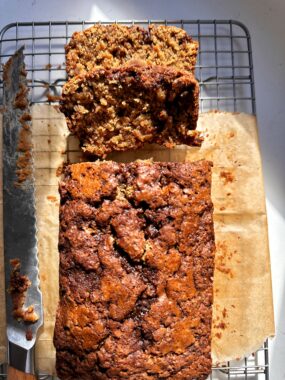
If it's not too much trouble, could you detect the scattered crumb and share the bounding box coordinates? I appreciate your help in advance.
[220,171,234,184]
[231,304,236,308]
[228,131,235,138]
[46,92,61,102]
[216,265,233,277]
[14,154,32,186]
[57,64,62,70]
[56,166,63,177]
[222,308,228,319]
[7,58,34,187]
[47,139,51,144]
[26,328,33,341]
[56,163,67,177]
[219,206,226,211]
[9,259,39,323]
[45,63,52,70]
[215,241,234,278]
[15,151,33,185]
[13,82,29,110]
[215,332,222,339]
[47,195,57,202]
[19,112,32,124]
[226,192,231,196]
[18,127,32,152]
[215,322,226,330]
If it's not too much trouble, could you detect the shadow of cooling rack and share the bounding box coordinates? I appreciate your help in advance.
[0,20,267,380]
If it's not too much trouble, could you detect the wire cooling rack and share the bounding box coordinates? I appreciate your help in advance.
[0,20,266,380]
[0,20,255,113]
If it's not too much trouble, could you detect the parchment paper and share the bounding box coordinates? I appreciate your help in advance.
[0,106,275,373]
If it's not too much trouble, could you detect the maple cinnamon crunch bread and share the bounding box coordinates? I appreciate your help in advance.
[54,160,215,380]
[65,24,198,77]
[60,63,200,158]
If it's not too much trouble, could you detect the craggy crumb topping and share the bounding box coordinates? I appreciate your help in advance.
[66,24,198,77]
[54,160,215,380]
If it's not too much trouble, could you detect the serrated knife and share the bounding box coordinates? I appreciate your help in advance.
[3,47,43,379]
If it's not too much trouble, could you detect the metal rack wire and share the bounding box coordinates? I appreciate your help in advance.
[0,20,266,379]
[0,20,255,114]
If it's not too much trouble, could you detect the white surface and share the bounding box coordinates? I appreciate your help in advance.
[1,0,284,378]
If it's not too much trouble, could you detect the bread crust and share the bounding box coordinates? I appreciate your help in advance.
[54,160,215,380]
[65,24,199,77]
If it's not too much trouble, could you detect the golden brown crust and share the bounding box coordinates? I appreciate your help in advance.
[54,160,215,380]
[65,24,198,77]
[60,63,200,157]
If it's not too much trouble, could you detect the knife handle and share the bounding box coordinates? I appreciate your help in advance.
[7,366,36,380]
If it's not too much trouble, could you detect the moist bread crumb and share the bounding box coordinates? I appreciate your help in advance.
[65,24,199,77]
[60,63,200,158]
[54,160,215,380]
[9,259,39,323]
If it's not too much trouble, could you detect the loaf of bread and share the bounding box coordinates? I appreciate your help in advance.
[60,63,200,157]
[65,24,199,77]
[54,160,215,380]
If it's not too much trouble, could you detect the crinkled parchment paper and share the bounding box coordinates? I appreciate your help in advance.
[0,106,274,373]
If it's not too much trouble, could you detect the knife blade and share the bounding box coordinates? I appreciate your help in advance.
[3,47,43,379]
